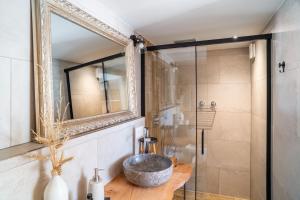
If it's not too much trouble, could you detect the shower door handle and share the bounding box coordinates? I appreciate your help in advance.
[201,129,204,155]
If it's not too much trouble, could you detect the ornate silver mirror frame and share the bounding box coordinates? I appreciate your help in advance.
[32,0,138,136]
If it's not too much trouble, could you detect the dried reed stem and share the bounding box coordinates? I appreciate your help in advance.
[32,82,73,176]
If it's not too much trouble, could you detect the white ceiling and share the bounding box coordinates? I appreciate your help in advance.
[97,0,284,44]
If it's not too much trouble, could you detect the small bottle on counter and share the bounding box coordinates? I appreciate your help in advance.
[87,168,104,200]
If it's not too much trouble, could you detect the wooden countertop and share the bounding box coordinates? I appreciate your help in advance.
[105,163,192,200]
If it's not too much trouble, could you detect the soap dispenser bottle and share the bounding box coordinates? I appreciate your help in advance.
[88,168,104,200]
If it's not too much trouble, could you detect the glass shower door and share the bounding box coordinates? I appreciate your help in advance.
[145,47,197,200]
[145,39,268,200]
[195,41,267,200]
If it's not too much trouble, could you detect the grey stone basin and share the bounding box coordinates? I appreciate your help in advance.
[123,154,173,187]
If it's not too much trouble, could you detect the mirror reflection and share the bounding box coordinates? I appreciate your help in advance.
[51,13,128,120]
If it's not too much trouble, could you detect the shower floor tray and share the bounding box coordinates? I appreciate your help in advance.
[173,190,249,200]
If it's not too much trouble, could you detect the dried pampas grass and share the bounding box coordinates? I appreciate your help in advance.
[32,83,73,176]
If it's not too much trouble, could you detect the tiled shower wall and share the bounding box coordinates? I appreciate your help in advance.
[250,40,267,200]
[177,48,251,199]
[264,0,300,199]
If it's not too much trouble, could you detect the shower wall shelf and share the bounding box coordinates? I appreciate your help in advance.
[196,107,216,130]
[195,102,217,155]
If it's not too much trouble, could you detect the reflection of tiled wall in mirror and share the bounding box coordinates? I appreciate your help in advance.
[52,59,78,120]
[53,61,128,120]
[50,12,128,120]
[0,0,33,149]
[69,66,103,119]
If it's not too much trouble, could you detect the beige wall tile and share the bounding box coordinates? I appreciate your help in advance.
[250,39,267,200]
[194,84,208,106]
[251,116,266,200]
[71,94,102,118]
[197,59,208,84]
[219,169,250,198]
[196,166,220,193]
[182,111,196,125]
[170,47,251,197]
[207,83,251,112]
[198,56,220,84]
[208,112,251,142]
[207,140,250,170]
[11,59,32,145]
[252,78,267,119]
[176,85,193,112]
[207,48,249,57]
[110,101,121,112]
[251,159,266,200]
[219,54,250,84]
[251,116,266,163]
[0,57,11,149]
[176,65,196,85]
[64,59,129,116]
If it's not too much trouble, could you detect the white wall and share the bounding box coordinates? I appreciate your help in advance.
[0,118,144,200]
[264,0,300,199]
[0,0,33,149]
[0,0,144,199]
[0,0,138,149]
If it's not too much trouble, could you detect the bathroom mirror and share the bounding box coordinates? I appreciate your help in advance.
[33,0,138,136]
[51,13,128,120]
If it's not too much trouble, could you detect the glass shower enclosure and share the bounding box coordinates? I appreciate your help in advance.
[143,35,271,200]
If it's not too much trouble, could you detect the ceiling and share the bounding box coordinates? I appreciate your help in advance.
[97,0,284,44]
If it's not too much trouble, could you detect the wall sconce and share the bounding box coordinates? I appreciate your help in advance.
[130,34,145,50]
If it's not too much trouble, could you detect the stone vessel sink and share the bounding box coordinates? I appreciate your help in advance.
[123,154,173,187]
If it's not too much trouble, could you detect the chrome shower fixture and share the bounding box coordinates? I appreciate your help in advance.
[198,101,216,109]
[199,101,205,108]
[211,101,216,109]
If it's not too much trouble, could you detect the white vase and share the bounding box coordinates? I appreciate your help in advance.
[44,175,69,200]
